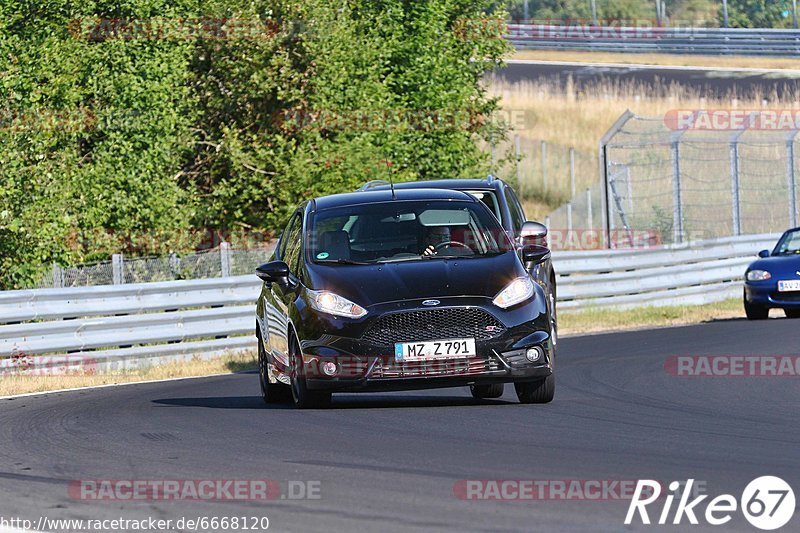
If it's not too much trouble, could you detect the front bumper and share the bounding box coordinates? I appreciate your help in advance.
[292,295,554,393]
[745,282,800,308]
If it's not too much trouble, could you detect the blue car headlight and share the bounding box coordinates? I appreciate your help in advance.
[746,270,771,281]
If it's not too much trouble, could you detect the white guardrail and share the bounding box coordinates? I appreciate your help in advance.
[506,25,800,56]
[0,234,779,372]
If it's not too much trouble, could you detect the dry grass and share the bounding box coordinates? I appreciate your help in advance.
[511,50,800,71]
[0,351,257,397]
[558,298,745,336]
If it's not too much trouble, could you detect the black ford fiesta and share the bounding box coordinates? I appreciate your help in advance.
[255,188,556,408]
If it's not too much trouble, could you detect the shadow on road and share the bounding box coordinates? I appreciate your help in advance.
[152,396,291,409]
[152,394,515,410]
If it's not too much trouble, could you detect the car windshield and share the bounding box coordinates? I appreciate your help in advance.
[774,229,800,255]
[309,200,512,264]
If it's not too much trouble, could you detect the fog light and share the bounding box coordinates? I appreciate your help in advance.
[322,361,338,376]
[526,347,543,362]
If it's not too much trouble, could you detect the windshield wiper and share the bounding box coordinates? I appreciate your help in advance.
[316,259,375,265]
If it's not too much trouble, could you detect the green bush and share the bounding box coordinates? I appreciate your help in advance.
[0,0,508,289]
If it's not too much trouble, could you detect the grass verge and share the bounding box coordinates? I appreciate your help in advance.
[558,298,745,336]
[511,50,800,71]
[0,351,257,397]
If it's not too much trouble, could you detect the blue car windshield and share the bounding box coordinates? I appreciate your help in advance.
[774,230,800,255]
[309,200,513,264]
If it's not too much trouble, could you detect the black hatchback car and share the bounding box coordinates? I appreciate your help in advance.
[255,188,556,408]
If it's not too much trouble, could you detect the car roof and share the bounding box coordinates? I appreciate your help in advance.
[312,187,476,211]
[369,179,499,192]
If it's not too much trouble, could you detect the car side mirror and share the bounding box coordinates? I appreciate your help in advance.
[520,221,548,246]
[256,261,290,284]
[758,250,770,258]
[522,244,550,264]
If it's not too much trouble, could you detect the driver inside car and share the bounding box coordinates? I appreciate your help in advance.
[422,226,451,256]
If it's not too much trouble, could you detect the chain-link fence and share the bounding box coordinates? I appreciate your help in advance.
[484,134,597,211]
[600,112,799,246]
[37,243,276,289]
[542,111,800,249]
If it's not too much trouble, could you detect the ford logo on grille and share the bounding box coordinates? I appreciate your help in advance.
[422,300,440,306]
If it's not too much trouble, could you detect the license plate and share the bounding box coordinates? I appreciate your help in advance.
[778,280,800,292]
[394,338,476,362]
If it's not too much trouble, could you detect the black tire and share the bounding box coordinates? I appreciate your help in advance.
[257,330,291,404]
[785,309,800,319]
[515,374,555,404]
[744,295,769,320]
[289,334,332,409]
[470,383,504,399]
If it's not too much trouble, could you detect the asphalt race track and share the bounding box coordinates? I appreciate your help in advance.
[495,60,800,100]
[1,318,798,532]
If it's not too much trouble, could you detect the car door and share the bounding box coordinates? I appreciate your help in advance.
[262,210,302,373]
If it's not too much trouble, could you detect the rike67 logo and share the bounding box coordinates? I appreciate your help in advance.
[625,477,795,530]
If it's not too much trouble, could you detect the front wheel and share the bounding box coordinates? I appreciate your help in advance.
[744,299,768,320]
[470,383,504,399]
[289,336,332,409]
[258,332,290,404]
[785,309,800,319]
[515,374,555,404]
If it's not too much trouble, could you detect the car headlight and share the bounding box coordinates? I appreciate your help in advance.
[307,289,367,318]
[493,277,535,308]
[746,270,771,281]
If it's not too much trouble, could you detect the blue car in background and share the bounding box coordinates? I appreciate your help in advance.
[744,227,800,320]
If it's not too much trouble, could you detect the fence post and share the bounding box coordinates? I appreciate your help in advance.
[514,134,521,191]
[540,141,547,190]
[112,254,124,285]
[788,133,798,228]
[569,147,576,198]
[52,262,64,288]
[586,188,593,233]
[599,110,634,249]
[671,135,684,244]
[566,202,573,248]
[169,252,180,279]
[220,241,231,277]
[489,130,496,173]
[729,136,742,236]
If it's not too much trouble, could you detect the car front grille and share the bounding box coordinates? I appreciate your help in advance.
[368,356,502,379]
[360,307,506,346]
